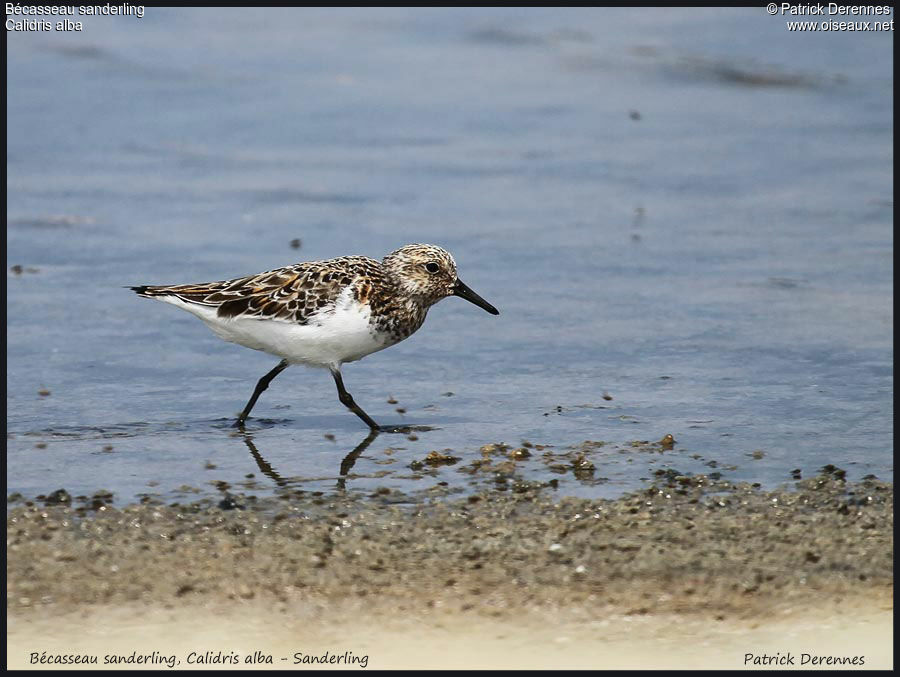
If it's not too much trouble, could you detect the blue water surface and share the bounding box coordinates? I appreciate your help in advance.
[7,8,893,503]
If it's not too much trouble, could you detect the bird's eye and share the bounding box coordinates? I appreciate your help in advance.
[425,262,440,274]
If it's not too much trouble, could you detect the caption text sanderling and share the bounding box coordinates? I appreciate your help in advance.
[5,3,144,32]
[766,4,893,32]
[28,649,370,669]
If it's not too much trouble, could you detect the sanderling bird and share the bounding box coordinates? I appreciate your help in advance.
[131,244,499,430]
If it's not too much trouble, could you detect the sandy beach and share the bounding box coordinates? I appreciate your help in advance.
[7,469,893,669]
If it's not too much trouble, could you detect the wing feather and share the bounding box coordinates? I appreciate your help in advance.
[132,256,382,324]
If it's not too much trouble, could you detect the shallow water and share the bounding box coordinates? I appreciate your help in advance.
[7,8,893,505]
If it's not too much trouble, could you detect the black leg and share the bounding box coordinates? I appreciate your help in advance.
[331,369,379,430]
[234,359,289,427]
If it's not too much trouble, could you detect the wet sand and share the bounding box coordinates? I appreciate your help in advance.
[7,469,893,669]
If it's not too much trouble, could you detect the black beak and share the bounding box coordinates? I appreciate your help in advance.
[453,278,499,315]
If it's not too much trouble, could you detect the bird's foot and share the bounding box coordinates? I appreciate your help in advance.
[374,424,437,434]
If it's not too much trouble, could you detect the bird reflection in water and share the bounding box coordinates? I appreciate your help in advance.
[238,426,432,491]
[239,430,376,490]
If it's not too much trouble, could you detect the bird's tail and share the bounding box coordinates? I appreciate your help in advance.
[128,285,166,298]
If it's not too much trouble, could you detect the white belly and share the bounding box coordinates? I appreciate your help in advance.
[158,290,390,369]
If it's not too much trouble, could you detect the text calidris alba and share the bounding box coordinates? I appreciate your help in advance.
[131,244,499,430]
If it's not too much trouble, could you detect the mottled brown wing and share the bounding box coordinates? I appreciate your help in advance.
[132,256,382,324]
